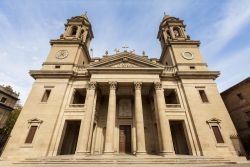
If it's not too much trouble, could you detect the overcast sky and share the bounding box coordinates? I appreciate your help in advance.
[0,0,250,104]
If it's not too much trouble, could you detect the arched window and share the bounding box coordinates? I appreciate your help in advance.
[71,26,78,36]
[173,27,181,37]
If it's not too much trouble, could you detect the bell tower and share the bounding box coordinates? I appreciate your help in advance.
[42,13,94,71]
[157,15,208,72]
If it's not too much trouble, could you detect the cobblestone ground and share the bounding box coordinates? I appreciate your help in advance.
[0,161,250,167]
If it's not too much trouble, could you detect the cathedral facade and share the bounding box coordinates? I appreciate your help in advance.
[2,14,243,161]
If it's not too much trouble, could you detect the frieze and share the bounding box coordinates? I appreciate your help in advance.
[111,62,139,68]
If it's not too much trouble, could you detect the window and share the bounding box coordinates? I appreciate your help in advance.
[164,89,180,104]
[0,97,7,103]
[237,93,244,100]
[55,65,61,69]
[173,27,181,37]
[25,126,38,144]
[211,126,224,143]
[190,66,195,69]
[198,90,209,103]
[71,88,86,105]
[41,89,51,102]
[71,26,78,36]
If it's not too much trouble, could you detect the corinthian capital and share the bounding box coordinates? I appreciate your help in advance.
[154,82,162,90]
[134,82,142,90]
[109,81,117,90]
[88,81,97,90]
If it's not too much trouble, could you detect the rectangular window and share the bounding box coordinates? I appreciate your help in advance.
[41,89,51,102]
[0,97,7,103]
[164,89,180,104]
[71,88,86,104]
[212,126,224,143]
[198,90,209,103]
[25,126,38,144]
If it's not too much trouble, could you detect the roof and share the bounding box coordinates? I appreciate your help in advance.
[221,77,250,95]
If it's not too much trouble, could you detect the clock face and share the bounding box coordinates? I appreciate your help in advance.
[56,50,69,59]
[182,51,194,60]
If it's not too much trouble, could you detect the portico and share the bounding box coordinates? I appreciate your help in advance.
[74,78,175,156]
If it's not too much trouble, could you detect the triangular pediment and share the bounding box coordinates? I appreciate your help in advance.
[28,118,43,124]
[206,118,221,124]
[88,52,164,69]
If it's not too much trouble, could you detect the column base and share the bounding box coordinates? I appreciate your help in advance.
[103,151,115,156]
[75,151,91,156]
[159,151,175,157]
[135,151,147,157]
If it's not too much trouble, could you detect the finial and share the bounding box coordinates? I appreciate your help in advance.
[90,48,93,58]
[105,50,108,55]
[122,45,129,52]
[81,11,87,16]
[142,51,145,56]
[164,12,166,16]
[114,48,120,54]
[81,11,88,19]
[130,49,135,54]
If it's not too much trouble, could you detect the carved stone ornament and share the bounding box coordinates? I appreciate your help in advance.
[111,62,138,68]
[28,118,43,124]
[109,81,117,90]
[56,50,69,59]
[154,82,162,90]
[182,51,194,60]
[88,81,97,90]
[134,82,142,90]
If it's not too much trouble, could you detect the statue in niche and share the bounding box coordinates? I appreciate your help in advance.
[119,98,132,117]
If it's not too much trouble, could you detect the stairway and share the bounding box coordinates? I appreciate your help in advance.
[17,155,237,164]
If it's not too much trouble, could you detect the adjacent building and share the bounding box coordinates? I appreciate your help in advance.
[0,85,19,129]
[221,77,250,158]
[1,14,244,162]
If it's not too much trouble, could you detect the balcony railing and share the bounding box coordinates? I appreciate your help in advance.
[162,66,177,74]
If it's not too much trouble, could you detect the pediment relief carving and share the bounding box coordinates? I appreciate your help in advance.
[88,53,164,69]
[110,62,139,68]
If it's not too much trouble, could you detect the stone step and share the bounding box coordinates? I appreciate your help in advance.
[17,156,237,164]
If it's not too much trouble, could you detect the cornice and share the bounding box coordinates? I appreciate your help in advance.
[176,71,220,80]
[29,70,87,79]
[50,39,83,45]
[86,67,164,74]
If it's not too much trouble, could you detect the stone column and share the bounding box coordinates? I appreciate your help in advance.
[134,82,146,155]
[154,82,174,155]
[76,81,97,155]
[104,81,117,154]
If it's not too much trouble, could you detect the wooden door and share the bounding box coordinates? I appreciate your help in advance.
[119,125,131,154]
